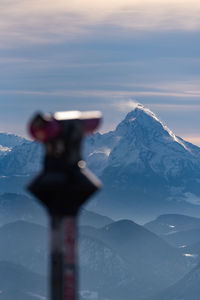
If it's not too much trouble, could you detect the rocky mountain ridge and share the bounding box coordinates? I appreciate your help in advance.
[0,105,200,222]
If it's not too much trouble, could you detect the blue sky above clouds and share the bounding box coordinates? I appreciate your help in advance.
[1,0,200,144]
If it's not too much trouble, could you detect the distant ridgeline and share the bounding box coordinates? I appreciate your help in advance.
[0,209,199,300]
[1,104,200,222]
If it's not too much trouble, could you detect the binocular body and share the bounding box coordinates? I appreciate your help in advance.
[28,110,102,216]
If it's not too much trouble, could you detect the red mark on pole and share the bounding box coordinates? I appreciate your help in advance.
[64,217,76,300]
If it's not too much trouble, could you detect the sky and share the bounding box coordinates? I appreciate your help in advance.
[1,0,200,145]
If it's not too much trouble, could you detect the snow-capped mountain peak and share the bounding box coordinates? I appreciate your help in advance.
[0,104,200,221]
[106,105,198,172]
[0,105,197,181]
[115,104,188,151]
[123,103,160,124]
[84,104,200,190]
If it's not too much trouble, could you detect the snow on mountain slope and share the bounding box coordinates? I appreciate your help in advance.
[1,103,200,180]
[0,133,25,148]
[84,104,200,221]
[0,145,11,157]
[0,133,42,176]
[85,104,200,178]
[0,133,25,157]
[84,131,118,176]
[0,141,43,176]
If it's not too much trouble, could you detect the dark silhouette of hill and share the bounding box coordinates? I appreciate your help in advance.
[150,263,200,300]
[145,214,200,235]
[0,221,48,275]
[0,261,46,297]
[0,193,47,226]
[80,219,190,299]
[161,228,200,248]
[79,208,113,228]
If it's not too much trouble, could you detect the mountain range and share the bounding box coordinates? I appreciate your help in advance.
[80,219,190,300]
[0,206,199,299]
[0,216,193,300]
[0,105,200,299]
[0,104,200,223]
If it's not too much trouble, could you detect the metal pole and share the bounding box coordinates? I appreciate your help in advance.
[64,217,77,300]
[51,217,64,300]
[50,216,77,300]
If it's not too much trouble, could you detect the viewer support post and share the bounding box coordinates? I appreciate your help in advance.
[27,111,102,300]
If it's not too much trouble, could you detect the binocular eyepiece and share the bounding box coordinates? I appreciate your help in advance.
[29,110,102,142]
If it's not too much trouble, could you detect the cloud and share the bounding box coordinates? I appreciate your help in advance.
[1,0,200,47]
[1,88,200,99]
[184,192,200,205]
[110,97,200,115]
[112,100,140,112]
[149,104,200,111]
[123,78,200,94]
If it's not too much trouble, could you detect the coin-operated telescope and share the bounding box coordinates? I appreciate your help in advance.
[28,110,102,300]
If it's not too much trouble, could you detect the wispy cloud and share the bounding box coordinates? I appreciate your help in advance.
[112,100,140,112]
[123,78,200,94]
[1,88,200,100]
[148,103,200,113]
[1,1,200,47]
[113,101,200,113]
